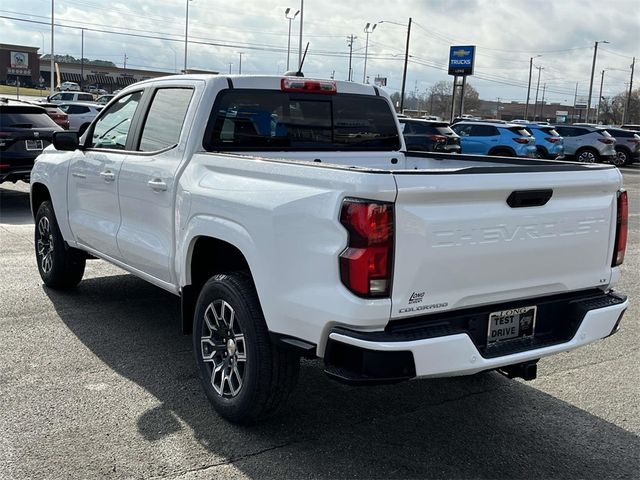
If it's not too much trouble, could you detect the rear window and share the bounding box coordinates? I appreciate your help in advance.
[606,129,634,138]
[204,90,400,151]
[0,107,59,129]
[78,94,94,102]
[508,127,531,137]
[540,127,560,136]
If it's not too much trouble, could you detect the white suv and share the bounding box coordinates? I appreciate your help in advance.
[46,92,95,104]
[59,81,80,91]
[554,125,616,163]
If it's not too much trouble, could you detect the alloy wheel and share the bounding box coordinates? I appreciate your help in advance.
[613,150,627,166]
[36,216,54,273]
[578,150,597,163]
[200,299,247,397]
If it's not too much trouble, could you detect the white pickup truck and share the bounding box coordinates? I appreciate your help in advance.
[31,75,629,423]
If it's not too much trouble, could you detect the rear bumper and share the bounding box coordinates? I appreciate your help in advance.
[324,290,627,384]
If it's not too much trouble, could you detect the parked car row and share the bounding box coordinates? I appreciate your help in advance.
[399,116,639,166]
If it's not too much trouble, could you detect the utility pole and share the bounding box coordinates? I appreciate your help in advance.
[346,35,356,81]
[50,0,54,94]
[399,17,412,113]
[123,53,128,69]
[496,97,501,119]
[80,28,84,91]
[572,82,578,123]
[623,57,635,124]
[228,63,232,74]
[596,69,605,124]
[184,0,193,73]
[586,40,608,123]
[238,52,243,74]
[297,0,304,70]
[533,65,543,120]
[525,57,533,119]
[540,83,546,120]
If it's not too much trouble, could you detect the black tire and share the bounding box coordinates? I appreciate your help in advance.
[78,123,90,136]
[535,146,548,159]
[575,148,599,163]
[193,273,299,424]
[612,147,629,167]
[34,201,86,289]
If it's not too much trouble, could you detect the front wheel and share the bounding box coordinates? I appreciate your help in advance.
[193,273,299,424]
[34,201,86,289]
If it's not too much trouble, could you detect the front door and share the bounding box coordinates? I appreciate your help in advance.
[67,91,144,259]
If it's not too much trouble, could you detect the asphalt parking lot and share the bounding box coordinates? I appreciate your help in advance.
[1,167,639,480]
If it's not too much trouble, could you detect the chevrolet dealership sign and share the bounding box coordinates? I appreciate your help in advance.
[448,46,475,76]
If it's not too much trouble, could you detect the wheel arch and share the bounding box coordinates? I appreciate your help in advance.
[30,182,52,220]
[488,146,516,157]
[181,233,255,335]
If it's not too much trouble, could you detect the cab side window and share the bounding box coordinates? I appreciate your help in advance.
[138,88,194,152]
[91,91,143,150]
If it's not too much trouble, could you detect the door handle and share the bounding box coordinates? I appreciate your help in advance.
[99,170,115,182]
[71,172,86,179]
[147,178,167,191]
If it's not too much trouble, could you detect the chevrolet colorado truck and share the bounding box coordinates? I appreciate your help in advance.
[30,75,629,423]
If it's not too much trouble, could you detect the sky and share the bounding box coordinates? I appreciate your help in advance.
[1,0,639,105]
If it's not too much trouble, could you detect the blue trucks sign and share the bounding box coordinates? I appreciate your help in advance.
[448,46,475,76]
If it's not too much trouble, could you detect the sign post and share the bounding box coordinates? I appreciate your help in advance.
[448,45,475,122]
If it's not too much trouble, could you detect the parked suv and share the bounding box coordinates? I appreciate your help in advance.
[46,92,95,104]
[554,125,616,163]
[399,118,461,153]
[604,127,640,166]
[59,81,80,91]
[57,102,103,134]
[451,121,536,157]
[524,123,564,159]
[0,98,62,183]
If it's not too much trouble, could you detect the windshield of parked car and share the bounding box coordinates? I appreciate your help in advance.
[204,90,400,151]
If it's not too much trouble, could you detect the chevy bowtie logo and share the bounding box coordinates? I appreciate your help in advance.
[453,49,470,57]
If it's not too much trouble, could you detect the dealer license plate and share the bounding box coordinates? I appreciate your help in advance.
[26,140,44,150]
[487,306,536,345]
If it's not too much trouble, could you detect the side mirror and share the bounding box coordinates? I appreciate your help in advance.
[52,131,80,151]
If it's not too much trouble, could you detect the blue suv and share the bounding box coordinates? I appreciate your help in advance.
[451,121,537,157]
[524,123,564,159]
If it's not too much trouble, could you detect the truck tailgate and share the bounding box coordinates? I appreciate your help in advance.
[391,168,622,319]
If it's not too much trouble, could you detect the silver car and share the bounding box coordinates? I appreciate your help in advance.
[57,102,103,135]
[553,125,616,163]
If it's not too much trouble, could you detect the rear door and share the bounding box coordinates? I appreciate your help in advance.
[390,167,621,319]
[116,86,195,283]
[67,90,144,259]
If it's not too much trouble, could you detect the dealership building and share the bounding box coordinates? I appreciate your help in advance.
[0,43,214,91]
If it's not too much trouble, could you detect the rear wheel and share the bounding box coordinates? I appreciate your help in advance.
[490,148,514,157]
[193,273,299,424]
[612,148,629,167]
[34,201,86,289]
[575,148,599,163]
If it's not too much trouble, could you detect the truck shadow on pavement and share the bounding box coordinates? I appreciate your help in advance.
[0,186,32,225]
[45,273,640,479]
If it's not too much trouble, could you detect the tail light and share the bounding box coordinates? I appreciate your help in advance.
[612,190,628,267]
[513,137,530,144]
[545,137,562,143]
[0,132,15,148]
[627,138,640,145]
[429,135,447,143]
[339,199,394,297]
[281,78,337,94]
[598,138,615,145]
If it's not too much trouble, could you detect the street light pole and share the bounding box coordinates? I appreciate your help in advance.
[184,0,193,73]
[586,40,608,123]
[284,8,300,71]
[80,28,84,91]
[533,65,543,120]
[238,52,244,74]
[362,22,376,83]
